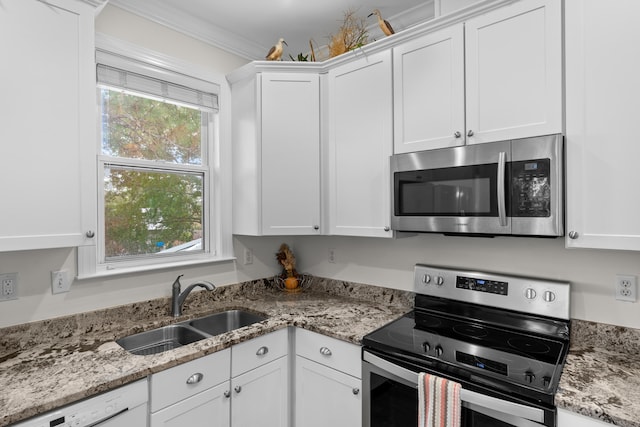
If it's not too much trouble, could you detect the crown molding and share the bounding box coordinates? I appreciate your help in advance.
[108,0,264,60]
[107,0,439,62]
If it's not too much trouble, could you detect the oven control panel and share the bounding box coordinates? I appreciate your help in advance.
[414,264,570,320]
[456,276,508,295]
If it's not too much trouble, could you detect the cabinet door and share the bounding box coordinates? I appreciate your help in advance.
[295,356,361,427]
[393,25,465,153]
[326,51,393,237]
[464,0,562,144]
[150,381,231,427]
[231,356,288,427]
[565,0,640,251]
[0,0,95,251]
[261,73,320,235]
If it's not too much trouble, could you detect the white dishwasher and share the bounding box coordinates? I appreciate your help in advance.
[12,379,148,427]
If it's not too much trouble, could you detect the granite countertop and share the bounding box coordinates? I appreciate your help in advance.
[556,320,640,427]
[0,277,412,426]
[2,277,639,427]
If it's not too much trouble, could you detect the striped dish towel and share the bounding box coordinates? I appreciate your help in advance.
[418,372,461,427]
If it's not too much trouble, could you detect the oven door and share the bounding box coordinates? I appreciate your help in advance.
[390,141,511,235]
[363,350,555,427]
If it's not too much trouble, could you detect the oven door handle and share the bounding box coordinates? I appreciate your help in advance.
[363,351,545,424]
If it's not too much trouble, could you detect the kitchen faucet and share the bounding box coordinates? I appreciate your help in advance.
[171,274,216,317]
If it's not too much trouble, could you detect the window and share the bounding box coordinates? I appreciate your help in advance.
[77,46,230,277]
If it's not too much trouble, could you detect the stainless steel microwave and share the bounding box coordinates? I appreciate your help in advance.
[390,134,564,237]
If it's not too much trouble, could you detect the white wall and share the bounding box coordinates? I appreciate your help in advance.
[291,234,640,329]
[0,236,286,328]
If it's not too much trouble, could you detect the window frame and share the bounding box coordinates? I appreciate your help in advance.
[77,35,233,279]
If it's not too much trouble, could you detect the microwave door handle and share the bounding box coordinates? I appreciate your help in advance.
[497,151,507,227]
[363,351,545,424]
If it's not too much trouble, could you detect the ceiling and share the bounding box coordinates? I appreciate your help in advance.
[108,0,435,61]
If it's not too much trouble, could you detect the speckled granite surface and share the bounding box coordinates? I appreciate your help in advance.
[0,277,412,426]
[556,319,640,427]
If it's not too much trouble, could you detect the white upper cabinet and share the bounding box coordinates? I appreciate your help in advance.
[0,0,96,251]
[326,51,393,237]
[393,25,466,153]
[393,0,562,153]
[464,0,562,144]
[231,71,321,236]
[565,0,640,251]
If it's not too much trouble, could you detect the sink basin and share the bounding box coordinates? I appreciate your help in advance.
[116,325,208,356]
[189,310,267,336]
[116,310,267,355]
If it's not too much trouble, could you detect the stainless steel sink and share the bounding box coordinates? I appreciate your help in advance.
[116,310,267,355]
[188,310,267,336]
[116,324,208,356]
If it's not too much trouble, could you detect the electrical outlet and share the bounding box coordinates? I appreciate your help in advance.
[243,248,253,265]
[51,270,71,294]
[328,248,336,264]
[615,274,637,302]
[0,273,18,301]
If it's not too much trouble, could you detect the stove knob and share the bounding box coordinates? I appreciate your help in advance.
[524,371,536,383]
[525,288,537,300]
[436,276,444,286]
[543,291,556,302]
[434,345,444,357]
[422,342,431,352]
[543,376,551,387]
[422,274,432,285]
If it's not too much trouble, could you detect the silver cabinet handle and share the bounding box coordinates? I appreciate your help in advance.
[256,346,269,356]
[86,230,95,238]
[186,373,204,385]
[224,390,231,398]
[467,130,474,137]
[234,385,242,393]
[568,231,579,239]
[319,347,332,356]
[352,388,360,395]
[384,226,390,232]
[313,225,320,230]
[454,131,461,138]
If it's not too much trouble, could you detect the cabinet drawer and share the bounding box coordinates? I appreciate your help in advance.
[150,348,230,412]
[231,328,288,377]
[295,328,361,378]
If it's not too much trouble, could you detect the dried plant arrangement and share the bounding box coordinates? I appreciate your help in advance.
[328,8,369,58]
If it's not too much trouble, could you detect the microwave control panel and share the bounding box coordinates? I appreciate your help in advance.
[510,158,551,217]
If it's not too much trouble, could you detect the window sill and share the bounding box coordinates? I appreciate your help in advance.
[76,255,236,280]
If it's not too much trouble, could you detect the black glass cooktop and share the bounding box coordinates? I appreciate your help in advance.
[363,308,569,394]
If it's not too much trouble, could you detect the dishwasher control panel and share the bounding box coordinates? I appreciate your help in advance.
[12,379,148,427]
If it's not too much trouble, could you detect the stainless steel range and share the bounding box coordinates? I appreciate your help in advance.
[362,264,570,427]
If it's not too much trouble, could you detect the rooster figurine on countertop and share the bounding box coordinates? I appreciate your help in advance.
[368,9,395,36]
[266,38,288,60]
[276,243,299,290]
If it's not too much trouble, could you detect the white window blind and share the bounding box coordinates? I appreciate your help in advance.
[97,63,218,111]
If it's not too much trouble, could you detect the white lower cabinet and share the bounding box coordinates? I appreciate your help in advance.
[231,357,289,427]
[557,408,612,427]
[150,382,230,427]
[230,328,289,427]
[294,329,362,427]
[295,356,361,427]
[150,349,231,427]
